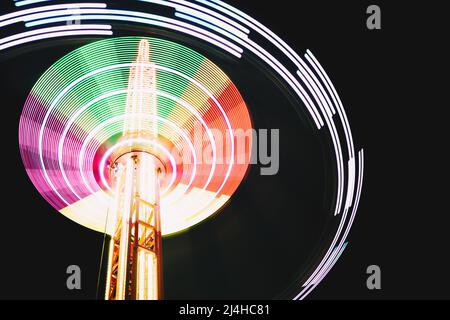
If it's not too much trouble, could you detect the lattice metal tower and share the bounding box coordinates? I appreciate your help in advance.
[105,40,163,300]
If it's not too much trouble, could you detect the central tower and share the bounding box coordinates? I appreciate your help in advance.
[105,40,163,300]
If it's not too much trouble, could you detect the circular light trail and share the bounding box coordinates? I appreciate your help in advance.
[1,0,365,299]
[19,36,253,236]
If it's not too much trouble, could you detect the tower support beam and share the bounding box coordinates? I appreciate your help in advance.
[106,152,163,300]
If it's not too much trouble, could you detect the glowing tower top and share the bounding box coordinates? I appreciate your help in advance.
[123,39,158,139]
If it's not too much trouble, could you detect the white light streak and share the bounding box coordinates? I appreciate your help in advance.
[0,24,111,45]
[0,28,113,53]
[0,3,107,26]
[15,0,51,7]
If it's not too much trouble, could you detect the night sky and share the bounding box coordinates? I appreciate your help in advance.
[0,0,448,300]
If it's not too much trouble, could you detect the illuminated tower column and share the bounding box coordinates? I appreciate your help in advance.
[105,40,163,300]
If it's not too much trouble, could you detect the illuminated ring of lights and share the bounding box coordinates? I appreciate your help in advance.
[19,36,252,238]
[78,113,197,199]
[98,138,178,193]
[55,66,223,196]
[56,73,220,208]
[76,107,202,201]
[62,89,207,196]
[4,0,365,299]
[78,112,196,209]
[44,63,227,205]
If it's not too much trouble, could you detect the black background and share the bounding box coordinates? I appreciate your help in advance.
[0,0,448,300]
